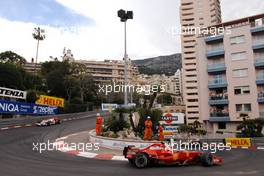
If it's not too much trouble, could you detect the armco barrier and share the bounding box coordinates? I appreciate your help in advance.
[251,137,264,149]
[0,111,108,129]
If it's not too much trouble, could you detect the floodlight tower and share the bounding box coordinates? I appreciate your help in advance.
[117,9,133,105]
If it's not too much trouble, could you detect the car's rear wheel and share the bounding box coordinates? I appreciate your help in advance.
[134,153,148,168]
[200,153,214,166]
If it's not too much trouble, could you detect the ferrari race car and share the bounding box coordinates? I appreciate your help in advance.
[123,143,223,168]
[36,117,61,126]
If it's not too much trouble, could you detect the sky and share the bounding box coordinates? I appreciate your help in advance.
[0,0,263,62]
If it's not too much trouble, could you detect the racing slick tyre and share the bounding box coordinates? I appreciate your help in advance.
[200,153,214,167]
[128,159,134,165]
[134,153,149,168]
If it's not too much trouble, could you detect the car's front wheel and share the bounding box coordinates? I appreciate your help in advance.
[134,153,148,168]
[128,159,134,165]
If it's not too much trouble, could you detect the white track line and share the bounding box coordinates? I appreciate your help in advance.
[112,156,127,161]
[78,152,98,158]
[257,147,264,149]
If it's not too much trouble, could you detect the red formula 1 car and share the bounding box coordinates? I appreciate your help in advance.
[123,143,223,168]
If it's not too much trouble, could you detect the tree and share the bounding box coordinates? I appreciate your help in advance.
[237,118,264,137]
[0,51,26,66]
[41,61,71,98]
[26,90,38,103]
[0,63,24,89]
[64,75,79,102]
[20,69,43,90]
[41,61,70,77]
[70,62,97,103]
[46,70,66,97]
[157,93,173,105]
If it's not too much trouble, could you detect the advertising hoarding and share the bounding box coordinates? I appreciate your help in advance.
[159,112,185,139]
[225,138,251,148]
[0,87,27,99]
[0,99,58,115]
[36,95,64,108]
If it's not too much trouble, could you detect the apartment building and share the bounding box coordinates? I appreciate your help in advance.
[136,69,183,96]
[197,14,264,134]
[180,0,222,124]
[75,59,138,84]
[23,61,41,74]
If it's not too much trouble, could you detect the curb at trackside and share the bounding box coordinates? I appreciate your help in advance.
[53,137,126,161]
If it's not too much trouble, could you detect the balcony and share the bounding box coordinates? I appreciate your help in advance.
[209,113,230,122]
[258,93,264,103]
[256,74,264,85]
[205,34,224,43]
[254,58,264,68]
[206,47,225,58]
[251,25,264,33]
[252,40,264,50]
[209,96,228,105]
[207,63,226,73]
[208,79,227,89]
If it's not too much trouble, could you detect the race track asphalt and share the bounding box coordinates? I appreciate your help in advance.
[0,113,264,176]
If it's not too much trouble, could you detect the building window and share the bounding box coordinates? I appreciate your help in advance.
[234,86,250,95]
[236,104,251,112]
[231,51,246,61]
[218,122,226,130]
[232,68,248,78]
[230,35,245,45]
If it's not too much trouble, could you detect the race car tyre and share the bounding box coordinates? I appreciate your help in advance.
[200,153,214,167]
[134,153,148,168]
[128,159,134,165]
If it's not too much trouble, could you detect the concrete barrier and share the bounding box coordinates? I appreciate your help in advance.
[89,130,160,150]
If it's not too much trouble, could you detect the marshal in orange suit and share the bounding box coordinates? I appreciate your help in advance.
[144,116,153,140]
[158,123,164,141]
[95,113,103,136]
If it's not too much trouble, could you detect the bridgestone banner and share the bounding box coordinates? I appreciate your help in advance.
[0,87,27,99]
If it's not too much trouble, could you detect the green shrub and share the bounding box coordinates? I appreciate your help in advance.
[237,118,264,137]
[107,115,130,133]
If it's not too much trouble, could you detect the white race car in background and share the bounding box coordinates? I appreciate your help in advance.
[36,117,61,126]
